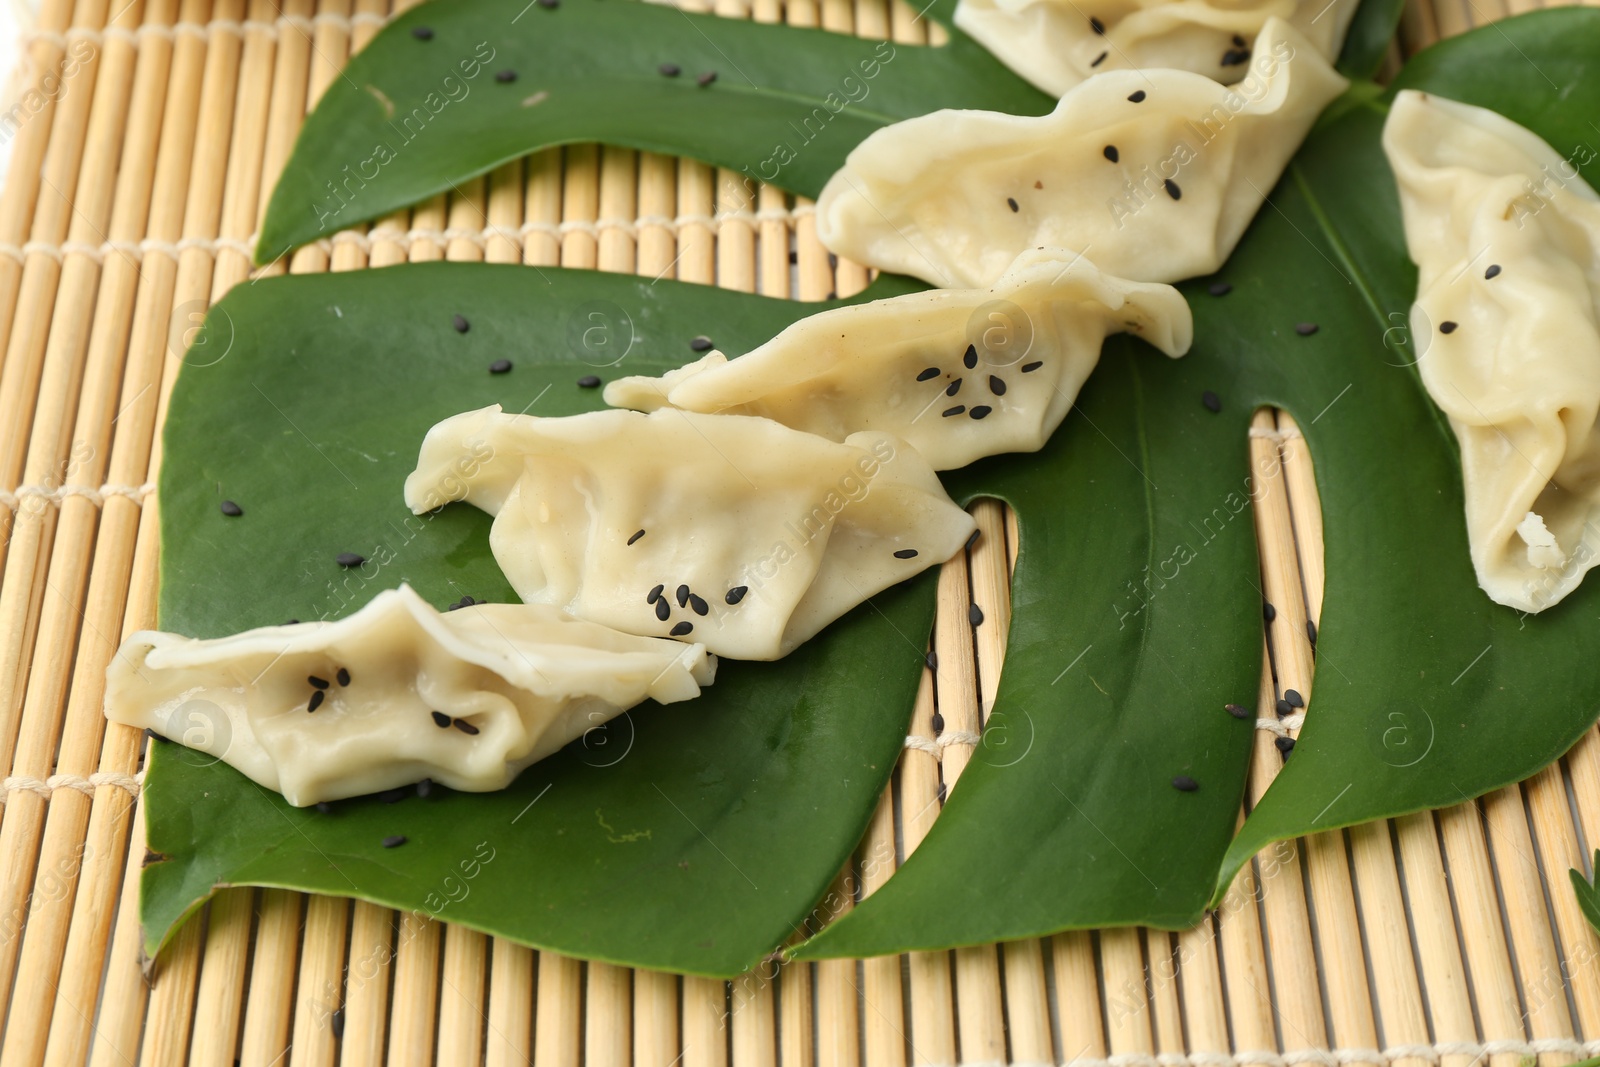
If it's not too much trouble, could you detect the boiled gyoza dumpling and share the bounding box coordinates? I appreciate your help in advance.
[105,585,715,806]
[1383,90,1600,613]
[405,407,977,659]
[954,0,1359,98]
[816,17,1347,289]
[603,248,1191,470]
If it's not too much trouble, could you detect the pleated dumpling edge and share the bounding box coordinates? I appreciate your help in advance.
[1383,89,1600,613]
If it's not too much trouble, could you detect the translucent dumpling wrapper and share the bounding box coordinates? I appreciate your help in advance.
[104,585,716,806]
[954,0,1359,98]
[603,248,1192,470]
[816,17,1347,289]
[1382,90,1600,613]
[404,406,977,659]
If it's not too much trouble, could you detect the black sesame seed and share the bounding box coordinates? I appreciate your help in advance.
[578,374,602,388]
[931,710,945,732]
[969,603,985,627]
[1103,144,1119,163]
[916,367,940,382]
[688,593,709,616]
[308,690,325,713]
[689,335,714,351]
[893,549,919,559]
[416,778,433,798]
[489,359,513,374]
[946,378,963,397]
[1264,601,1277,622]
[989,375,1007,396]
[337,668,350,687]
[647,583,664,604]
[1172,775,1199,792]
[495,69,518,83]
[431,711,451,728]
[1209,281,1232,296]
[970,406,993,420]
[382,835,408,848]
[942,405,966,417]
[1485,264,1501,279]
[1128,90,1146,102]
[1164,179,1181,201]
[1021,361,1044,373]
[309,675,330,689]
[925,651,938,671]
[1090,15,1105,32]
[966,528,980,551]
[655,598,671,621]
[1202,390,1221,413]
[1225,703,1251,719]
[1275,736,1296,755]
[676,584,690,607]
[336,552,365,568]
[1295,322,1319,336]
[1285,688,1304,708]
[963,344,978,369]
[1006,197,1020,213]
[1232,33,1246,46]
[659,62,681,77]
[454,719,480,736]
[1306,619,1318,644]
[411,26,433,39]
[1091,51,1108,67]
[452,314,470,333]
[628,528,646,546]
[696,71,717,87]
[220,499,243,517]
[381,788,406,804]
[316,801,333,814]
[670,621,694,636]
[725,586,748,605]
[1440,321,1458,334]
[331,1007,346,1038]
[1221,48,1250,66]
[1275,698,1292,716]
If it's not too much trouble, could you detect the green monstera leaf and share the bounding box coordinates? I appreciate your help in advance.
[802,10,1600,955]
[146,268,947,978]
[254,0,1403,262]
[144,0,1600,972]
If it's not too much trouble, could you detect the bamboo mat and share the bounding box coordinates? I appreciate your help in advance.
[0,0,1596,1063]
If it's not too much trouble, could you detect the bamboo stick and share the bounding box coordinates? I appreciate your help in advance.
[388,911,443,1066]
[1101,927,1156,1061]
[81,791,152,1067]
[635,970,681,1067]
[485,940,536,1067]
[1521,762,1600,1035]
[186,887,257,1064]
[1242,410,1331,1060]
[343,902,397,1067]
[534,952,584,1067]
[1482,787,1577,1065]
[815,930,861,1067]
[237,890,303,1067]
[288,896,352,1067]
[856,792,905,1067]
[1436,802,1528,1067]
[778,964,817,1067]
[682,974,729,1067]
